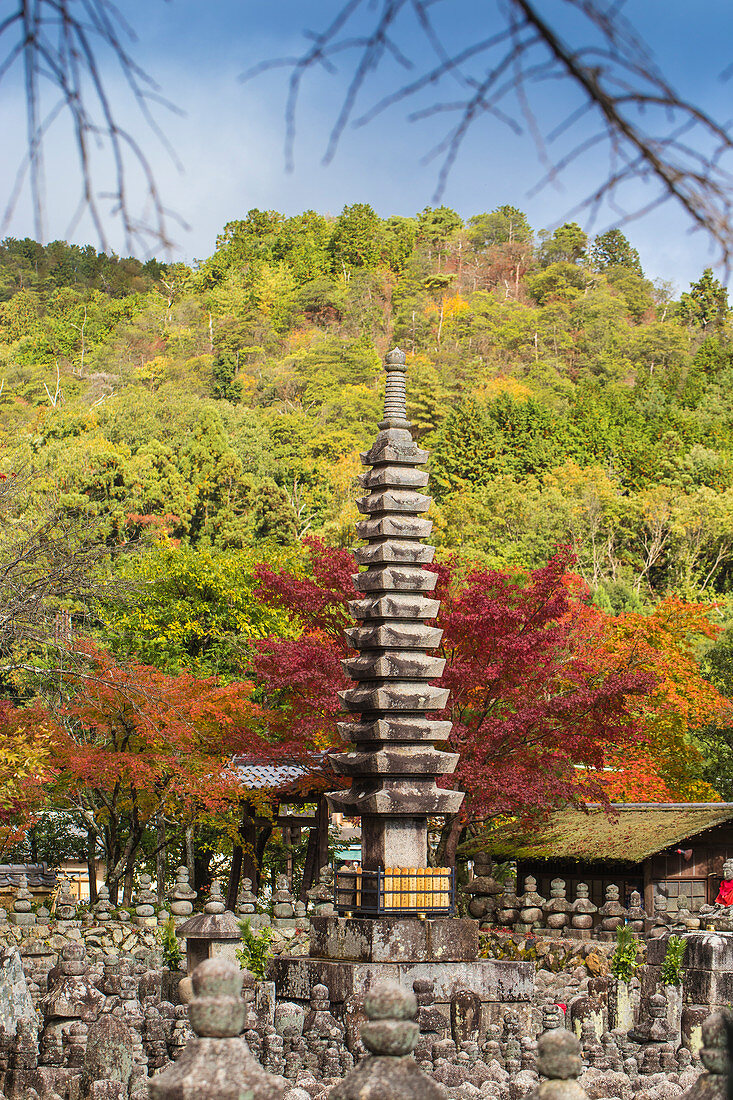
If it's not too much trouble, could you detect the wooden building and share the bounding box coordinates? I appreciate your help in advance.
[488,803,733,915]
[227,756,334,907]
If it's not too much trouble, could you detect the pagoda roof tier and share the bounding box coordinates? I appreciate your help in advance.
[338,717,453,744]
[355,515,433,540]
[358,466,430,490]
[349,594,440,621]
[357,489,432,515]
[338,682,450,713]
[353,540,435,566]
[328,786,465,817]
[354,566,437,594]
[360,438,429,467]
[329,747,459,777]
[341,652,445,681]
[345,622,443,650]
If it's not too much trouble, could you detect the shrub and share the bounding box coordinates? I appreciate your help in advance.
[610,925,641,982]
[236,918,274,980]
[159,915,183,971]
[661,935,687,986]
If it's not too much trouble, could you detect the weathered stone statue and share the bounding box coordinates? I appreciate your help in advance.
[149,957,286,1099]
[626,889,646,934]
[464,853,504,927]
[329,981,446,1100]
[597,883,627,936]
[10,874,36,927]
[272,874,295,922]
[134,874,157,926]
[516,875,545,932]
[700,859,733,929]
[683,1011,731,1100]
[528,1029,589,1100]
[569,884,596,938]
[648,894,671,939]
[306,866,335,916]
[544,879,570,934]
[495,871,521,928]
[168,867,196,919]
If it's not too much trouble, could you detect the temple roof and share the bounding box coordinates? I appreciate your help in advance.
[483,804,733,864]
[0,863,57,889]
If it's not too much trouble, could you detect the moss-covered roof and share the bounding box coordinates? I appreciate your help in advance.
[485,804,733,864]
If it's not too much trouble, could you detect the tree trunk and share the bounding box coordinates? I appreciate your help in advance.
[300,822,319,901]
[122,858,135,906]
[185,825,195,887]
[316,796,329,880]
[227,844,244,912]
[254,822,273,892]
[436,813,464,868]
[194,848,213,896]
[156,814,166,905]
[86,828,98,906]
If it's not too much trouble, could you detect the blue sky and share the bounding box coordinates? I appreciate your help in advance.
[3,0,733,290]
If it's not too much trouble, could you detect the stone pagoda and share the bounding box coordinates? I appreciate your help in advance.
[271,350,533,1021]
[328,347,463,879]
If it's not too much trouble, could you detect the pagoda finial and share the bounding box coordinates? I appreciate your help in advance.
[382,347,408,426]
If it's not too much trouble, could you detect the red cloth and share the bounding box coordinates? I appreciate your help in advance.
[715,878,733,906]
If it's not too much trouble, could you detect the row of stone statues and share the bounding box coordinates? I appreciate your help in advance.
[4,866,336,931]
[466,870,714,937]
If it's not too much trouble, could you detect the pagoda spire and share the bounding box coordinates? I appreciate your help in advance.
[328,348,463,876]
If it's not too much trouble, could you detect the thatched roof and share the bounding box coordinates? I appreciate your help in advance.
[485,804,733,864]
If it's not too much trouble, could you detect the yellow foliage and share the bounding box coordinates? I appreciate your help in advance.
[441,294,470,319]
[0,719,51,809]
[478,376,533,401]
[329,451,362,495]
[135,356,169,390]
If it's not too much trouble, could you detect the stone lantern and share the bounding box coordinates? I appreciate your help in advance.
[175,880,240,973]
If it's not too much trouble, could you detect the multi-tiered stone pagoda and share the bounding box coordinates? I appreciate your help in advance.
[272,349,532,1017]
[328,348,463,887]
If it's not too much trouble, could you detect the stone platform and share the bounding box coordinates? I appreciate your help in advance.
[269,915,534,1015]
[269,952,533,1007]
[309,914,479,963]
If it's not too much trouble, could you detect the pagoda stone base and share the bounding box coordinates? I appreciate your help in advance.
[270,954,533,1010]
[269,916,534,1023]
[309,915,479,964]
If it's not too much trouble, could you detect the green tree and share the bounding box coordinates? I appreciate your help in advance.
[678,269,730,331]
[538,222,588,265]
[416,205,464,258]
[590,229,643,275]
[467,206,533,248]
[328,204,384,274]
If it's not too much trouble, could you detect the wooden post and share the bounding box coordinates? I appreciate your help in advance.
[316,795,329,880]
[643,858,654,922]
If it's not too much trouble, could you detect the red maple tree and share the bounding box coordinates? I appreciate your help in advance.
[44,644,269,903]
[254,539,680,861]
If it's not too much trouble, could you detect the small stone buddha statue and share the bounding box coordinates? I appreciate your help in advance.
[716,858,733,906]
[700,857,733,928]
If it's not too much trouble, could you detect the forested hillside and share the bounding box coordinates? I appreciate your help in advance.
[4,203,733,879]
[2,206,732,609]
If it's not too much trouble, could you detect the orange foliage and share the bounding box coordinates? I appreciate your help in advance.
[584,595,730,802]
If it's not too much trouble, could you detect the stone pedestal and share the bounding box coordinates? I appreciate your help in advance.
[270,915,533,1022]
[657,930,733,1050]
[310,914,479,963]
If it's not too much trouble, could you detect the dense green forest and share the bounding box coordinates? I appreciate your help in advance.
[2,203,733,670]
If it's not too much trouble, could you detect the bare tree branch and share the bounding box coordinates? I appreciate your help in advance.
[1,0,186,254]
[250,0,733,271]
[0,470,134,664]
